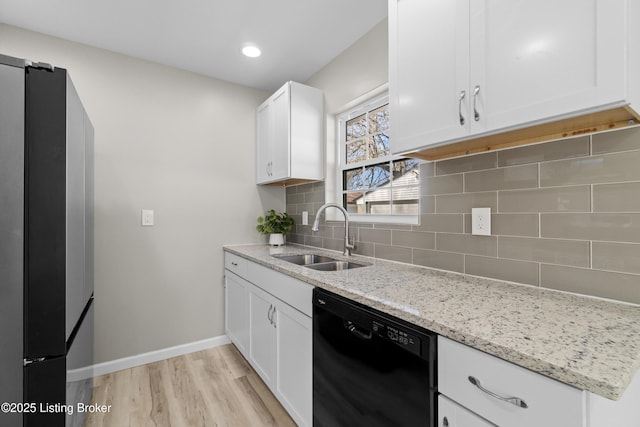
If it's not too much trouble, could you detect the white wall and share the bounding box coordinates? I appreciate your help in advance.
[0,23,284,363]
[306,18,388,114]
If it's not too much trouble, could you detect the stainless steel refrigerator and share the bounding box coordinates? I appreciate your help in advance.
[0,53,95,427]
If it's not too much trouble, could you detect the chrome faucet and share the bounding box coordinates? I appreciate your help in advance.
[312,203,355,256]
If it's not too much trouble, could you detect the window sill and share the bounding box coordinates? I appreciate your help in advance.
[347,214,419,226]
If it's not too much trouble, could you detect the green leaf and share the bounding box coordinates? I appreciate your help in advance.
[256,210,295,235]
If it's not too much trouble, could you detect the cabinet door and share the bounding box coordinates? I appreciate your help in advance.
[270,84,290,181]
[249,286,276,386]
[256,100,272,184]
[439,395,495,427]
[390,0,470,154]
[276,301,312,427]
[470,0,627,134]
[224,271,249,357]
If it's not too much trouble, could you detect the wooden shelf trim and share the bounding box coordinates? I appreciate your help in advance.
[263,178,321,187]
[406,106,640,161]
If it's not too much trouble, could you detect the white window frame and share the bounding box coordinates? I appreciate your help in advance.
[335,90,420,225]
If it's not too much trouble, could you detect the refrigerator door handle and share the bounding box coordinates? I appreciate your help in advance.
[24,59,55,71]
[23,357,46,367]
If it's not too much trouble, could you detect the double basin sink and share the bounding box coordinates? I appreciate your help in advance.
[272,253,368,271]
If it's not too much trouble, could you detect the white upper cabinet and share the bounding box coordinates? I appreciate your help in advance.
[390,0,639,158]
[470,0,626,133]
[256,81,324,185]
[390,0,470,152]
[256,100,273,184]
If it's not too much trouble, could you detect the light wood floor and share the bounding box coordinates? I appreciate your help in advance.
[84,344,296,427]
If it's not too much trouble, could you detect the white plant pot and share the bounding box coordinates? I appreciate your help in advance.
[269,233,285,246]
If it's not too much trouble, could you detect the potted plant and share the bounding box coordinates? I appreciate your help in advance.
[256,209,294,246]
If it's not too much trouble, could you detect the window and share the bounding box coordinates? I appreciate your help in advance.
[337,93,420,222]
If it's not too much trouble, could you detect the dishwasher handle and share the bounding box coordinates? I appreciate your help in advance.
[343,320,372,340]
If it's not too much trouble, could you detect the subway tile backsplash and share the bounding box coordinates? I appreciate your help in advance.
[465,163,538,192]
[497,136,590,167]
[593,182,640,212]
[286,127,640,305]
[541,213,640,243]
[498,186,591,213]
[540,150,640,186]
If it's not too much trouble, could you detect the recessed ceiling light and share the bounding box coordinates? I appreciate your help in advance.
[242,45,261,58]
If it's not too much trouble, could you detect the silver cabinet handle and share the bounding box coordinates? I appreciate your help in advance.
[231,262,238,267]
[267,305,276,327]
[468,376,528,408]
[473,85,481,121]
[458,90,466,125]
[443,416,449,427]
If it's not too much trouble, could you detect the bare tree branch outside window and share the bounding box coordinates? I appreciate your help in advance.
[340,99,420,216]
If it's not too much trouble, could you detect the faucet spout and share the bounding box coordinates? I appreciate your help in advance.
[312,203,355,256]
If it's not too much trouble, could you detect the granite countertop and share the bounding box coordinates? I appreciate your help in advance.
[223,243,640,401]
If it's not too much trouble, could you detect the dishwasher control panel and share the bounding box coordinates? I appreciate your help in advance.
[372,320,421,356]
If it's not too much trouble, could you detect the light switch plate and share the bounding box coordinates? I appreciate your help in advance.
[302,211,309,226]
[471,207,491,236]
[141,209,154,226]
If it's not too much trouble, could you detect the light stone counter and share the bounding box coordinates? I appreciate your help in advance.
[223,243,640,400]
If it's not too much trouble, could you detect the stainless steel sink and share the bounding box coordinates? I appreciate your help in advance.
[305,261,367,271]
[272,253,369,271]
[272,254,337,265]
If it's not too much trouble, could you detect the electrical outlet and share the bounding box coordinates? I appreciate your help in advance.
[471,207,491,236]
[141,209,154,226]
[302,211,309,226]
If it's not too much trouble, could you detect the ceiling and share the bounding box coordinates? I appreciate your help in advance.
[0,0,388,92]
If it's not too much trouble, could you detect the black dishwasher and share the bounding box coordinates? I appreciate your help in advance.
[313,288,437,427]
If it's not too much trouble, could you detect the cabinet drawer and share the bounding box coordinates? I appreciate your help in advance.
[247,261,313,317]
[438,336,584,427]
[224,252,247,278]
[438,395,495,427]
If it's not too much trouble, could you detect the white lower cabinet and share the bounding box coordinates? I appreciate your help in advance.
[224,252,313,427]
[438,395,494,427]
[226,253,640,427]
[249,285,277,386]
[224,271,249,357]
[439,336,583,427]
[438,336,640,427]
[275,299,312,426]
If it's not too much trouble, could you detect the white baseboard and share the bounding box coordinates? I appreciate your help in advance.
[91,335,231,377]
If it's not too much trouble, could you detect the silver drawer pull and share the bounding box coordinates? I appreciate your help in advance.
[468,376,528,409]
[231,262,238,266]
